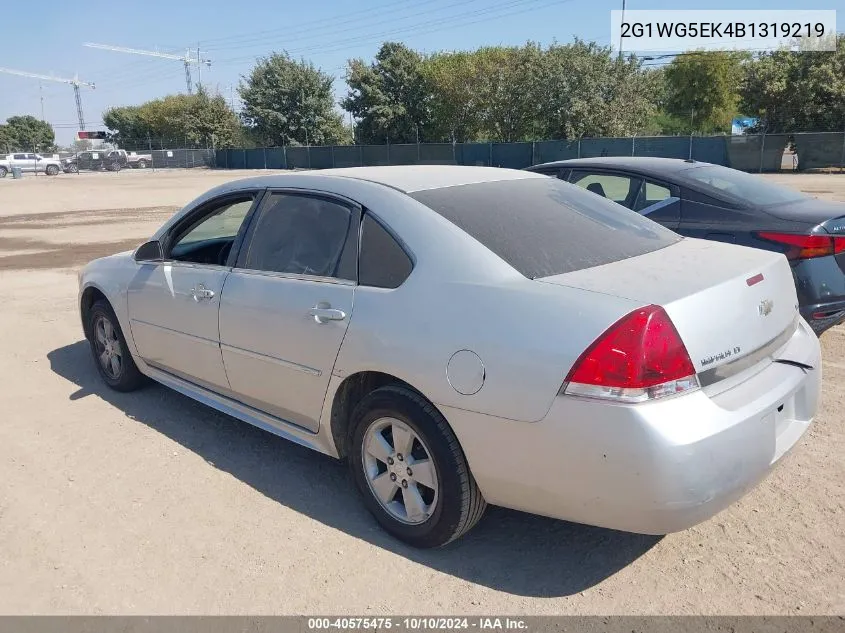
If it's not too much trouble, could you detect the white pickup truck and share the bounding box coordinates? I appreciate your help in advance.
[0,152,63,177]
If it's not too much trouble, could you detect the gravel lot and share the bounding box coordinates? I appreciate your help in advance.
[0,168,843,614]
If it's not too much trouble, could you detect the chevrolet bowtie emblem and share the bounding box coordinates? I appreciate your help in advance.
[758,299,774,316]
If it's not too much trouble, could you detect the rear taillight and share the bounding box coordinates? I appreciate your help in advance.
[756,231,845,260]
[562,305,699,403]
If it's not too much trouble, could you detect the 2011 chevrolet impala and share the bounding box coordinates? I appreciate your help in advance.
[78,166,821,548]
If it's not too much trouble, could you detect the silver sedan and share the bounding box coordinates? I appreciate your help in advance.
[78,166,821,548]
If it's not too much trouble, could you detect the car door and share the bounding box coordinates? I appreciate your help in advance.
[127,190,262,392]
[569,169,681,229]
[218,190,359,433]
[11,154,29,172]
[676,187,748,244]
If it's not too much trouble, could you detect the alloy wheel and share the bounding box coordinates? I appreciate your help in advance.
[93,315,123,379]
[362,417,439,525]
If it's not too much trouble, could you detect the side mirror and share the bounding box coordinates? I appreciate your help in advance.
[134,240,163,262]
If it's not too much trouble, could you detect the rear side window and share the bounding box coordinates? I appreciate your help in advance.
[632,181,672,212]
[410,177,681,279]
[244,193,353,279]
[359,213,413,288]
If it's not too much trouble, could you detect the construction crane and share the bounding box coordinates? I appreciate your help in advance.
[0,67,95,130]
[83,43,211,94]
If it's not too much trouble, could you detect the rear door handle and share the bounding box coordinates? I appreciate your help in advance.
[309,306,347,323]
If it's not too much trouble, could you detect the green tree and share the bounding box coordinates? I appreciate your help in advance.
[1,115,55,152]
[535,40,657,139]
[423,50,485,142]
[663,51,747,134]
[239,52,345,146]
[742,35,845,132]
[475,44,543,142]
[183,87,242,147]
[343,42,432,144]
[0,124,11,153]
[104,91,241,148]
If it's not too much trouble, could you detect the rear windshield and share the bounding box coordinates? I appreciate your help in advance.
[410,177,681,279]
[680,164,808,206]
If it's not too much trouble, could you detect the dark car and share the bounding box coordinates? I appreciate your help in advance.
[63,150,126,173]
[525,157,845,335]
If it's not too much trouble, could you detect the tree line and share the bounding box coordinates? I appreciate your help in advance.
[7,36,843,152]
[0,116,56,153]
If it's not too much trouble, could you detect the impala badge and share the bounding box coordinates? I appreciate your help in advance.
[759,299,774,316]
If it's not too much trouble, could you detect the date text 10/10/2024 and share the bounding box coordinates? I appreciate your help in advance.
[307,618,528,631]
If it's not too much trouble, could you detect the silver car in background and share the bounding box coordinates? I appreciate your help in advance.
[78,166,821,548]
[0,152,62,177]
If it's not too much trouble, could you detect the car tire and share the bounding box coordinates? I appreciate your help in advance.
[0,166,7,178]
[349,385,486,548]
[45,165,59,176]
[136,160,147,169]
[87,299,147,392]
[65,163,79,173]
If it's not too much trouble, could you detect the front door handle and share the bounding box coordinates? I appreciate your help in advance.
[190,284,215,301]
[309,306,347,323]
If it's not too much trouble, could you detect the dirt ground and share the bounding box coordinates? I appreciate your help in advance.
[0,168,843,615]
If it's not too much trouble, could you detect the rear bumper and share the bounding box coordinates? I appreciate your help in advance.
[793,257,845,334]
[444,318,821,534]
[800,299,845,335]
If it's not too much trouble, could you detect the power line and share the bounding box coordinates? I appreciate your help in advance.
[200,0,436,47]
[206,0,485,52]
[214,0,568,66]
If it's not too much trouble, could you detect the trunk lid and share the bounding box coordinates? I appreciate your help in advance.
[763,198,845,228]
[537,237,799,376]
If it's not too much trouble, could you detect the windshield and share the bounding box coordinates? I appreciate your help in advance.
[681,164,808,206]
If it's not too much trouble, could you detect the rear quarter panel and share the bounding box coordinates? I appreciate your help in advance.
[333,265,641,424]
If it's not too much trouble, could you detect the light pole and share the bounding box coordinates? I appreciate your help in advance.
[619,0,627,60]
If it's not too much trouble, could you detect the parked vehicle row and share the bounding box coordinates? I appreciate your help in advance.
[526,157,845,335]
[62,149,152,173]
[78,166,821,548]
[0,150,155,177]
[0,153,62,177]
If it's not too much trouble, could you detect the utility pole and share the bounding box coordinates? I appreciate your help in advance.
[196,44,202,90]
[39,82,45,121]
[84,42,211,94]
[618,0,627,60]
[230,84,235,111]
[0,67,94,129]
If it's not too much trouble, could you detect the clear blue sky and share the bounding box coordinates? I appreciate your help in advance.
[1,0,840,145]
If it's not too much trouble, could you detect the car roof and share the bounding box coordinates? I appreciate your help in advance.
[220,165,544,194]
[529,156,710,179]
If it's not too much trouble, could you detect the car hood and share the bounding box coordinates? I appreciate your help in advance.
[762,197,845,229]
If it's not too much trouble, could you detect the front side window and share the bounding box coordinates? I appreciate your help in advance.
[169,195,255,265]
[243,193,353,279]
[569,171,642,208]
[13,154,26,160]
